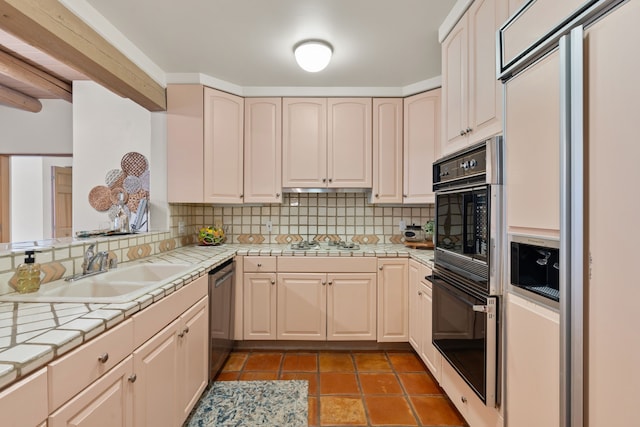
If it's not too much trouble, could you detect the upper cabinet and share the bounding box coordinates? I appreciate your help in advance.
[441,0,507,157]
[403,89,440,204]
[167,85,244,203]
[244,98,282,203]
[371,98,403,204]
[283,98,372,189]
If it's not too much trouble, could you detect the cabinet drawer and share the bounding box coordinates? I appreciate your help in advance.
[0,368,48,427]
[277,257,377,273]
[132,275,207,348]
[48,319,134,412]
[244,256,277,272]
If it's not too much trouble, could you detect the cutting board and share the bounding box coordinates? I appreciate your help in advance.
[403,240,434,249]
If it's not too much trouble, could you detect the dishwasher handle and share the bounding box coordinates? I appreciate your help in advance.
[214,270,234,287]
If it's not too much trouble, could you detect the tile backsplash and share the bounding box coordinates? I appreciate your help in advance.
[171,192,434,244]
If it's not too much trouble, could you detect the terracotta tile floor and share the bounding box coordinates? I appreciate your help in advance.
[216,350,467,426]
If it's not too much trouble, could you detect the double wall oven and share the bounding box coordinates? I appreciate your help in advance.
[431,136,503,407]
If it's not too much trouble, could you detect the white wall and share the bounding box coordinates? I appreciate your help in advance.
[0,100,73,154]
[72,81,168,232]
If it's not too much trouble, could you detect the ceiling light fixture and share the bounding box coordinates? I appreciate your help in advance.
[294,40,333,72]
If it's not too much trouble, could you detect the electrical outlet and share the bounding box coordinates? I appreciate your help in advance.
[178,221,185,235]
[399,220,406,232]
[266,220,273,233]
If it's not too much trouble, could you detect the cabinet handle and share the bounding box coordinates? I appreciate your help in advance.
[461,396,468,404]
[97,353,109,364]
[128,374,137,383]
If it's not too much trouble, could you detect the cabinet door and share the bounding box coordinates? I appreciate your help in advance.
[371,98,403,204]
[418,280,440,380]
[0,368,48,427]
[403,89,440,204]
[277,273,326,340]
[167,84,205,202]
[327,98,372,188]
[377,258,409,342]
[506,293,559,427]
[48,357,134,427]
[244,272,277,340]
[327,273,377,341]
[467,0,506,143]
[505,50,560,236]
[441,17,469,152]
[132,318,180,427]
[203,87,244,203]
[244,98,282,203]
[282,98,327,187]
[408,260,422,351]
[178,297,209,423]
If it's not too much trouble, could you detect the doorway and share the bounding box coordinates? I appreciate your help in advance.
[53,166,72,238]
[0,155,9,243]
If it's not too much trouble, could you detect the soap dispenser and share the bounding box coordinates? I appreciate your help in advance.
[15,250,41,294]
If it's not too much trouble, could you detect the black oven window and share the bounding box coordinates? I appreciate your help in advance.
[436,193,464,254]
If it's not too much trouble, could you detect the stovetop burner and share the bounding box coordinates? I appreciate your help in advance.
[328,241,361,251]
[290,240,320,250]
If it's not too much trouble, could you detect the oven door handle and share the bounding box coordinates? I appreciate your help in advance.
[472,304,491,313]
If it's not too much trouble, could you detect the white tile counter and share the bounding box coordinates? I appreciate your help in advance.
[0,243,433,390]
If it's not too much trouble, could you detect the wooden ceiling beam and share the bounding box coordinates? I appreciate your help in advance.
[0,83,42,112]
[0,0,166,111]
[0,48,72,102]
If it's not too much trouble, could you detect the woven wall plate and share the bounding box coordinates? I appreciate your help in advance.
[140,169,150,191]
[105,169,125,187]
[121,152,148,177]
[123,175,142,193]
[127,190,148,212]
[88,185,112,211]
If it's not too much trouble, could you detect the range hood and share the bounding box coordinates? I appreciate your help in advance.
[282,187,371,194]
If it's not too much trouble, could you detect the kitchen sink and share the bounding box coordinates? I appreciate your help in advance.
[0,262,194,304]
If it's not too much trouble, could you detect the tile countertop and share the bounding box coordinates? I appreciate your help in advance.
[0,243,433,391]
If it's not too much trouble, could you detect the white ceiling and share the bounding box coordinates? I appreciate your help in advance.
[82,0,457,90]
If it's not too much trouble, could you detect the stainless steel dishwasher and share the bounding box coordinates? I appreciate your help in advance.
[208,259,235,381]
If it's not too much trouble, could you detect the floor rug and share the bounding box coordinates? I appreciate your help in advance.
[185,380,308,427]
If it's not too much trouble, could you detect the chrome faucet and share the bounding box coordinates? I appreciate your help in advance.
[66,244,117,282]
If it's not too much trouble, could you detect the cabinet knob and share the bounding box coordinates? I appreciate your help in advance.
[375,193,379,198]
[379,266,383,271]
[461,396,468,404]
[322,178,327,183]
[466,127,472,133]
[128,374,137,383]
[328,280,333,286]
[460,130,466,136]
[240,194,244,198]
[418,291,422,296]
[403,194,407,198]
[329,178,333,183]
[184,326,190,334]
[271,280,275,285]
[276,193,280,198]
[97,353,109,364]
[322,281,327,286]
[257,263,262,267]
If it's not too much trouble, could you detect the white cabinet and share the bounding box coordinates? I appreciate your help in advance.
[167,85,244,203]
[283,98,372,188]
[244,98,282,203]
[48,357,134,427]
[377,258,409,342]
[133,296,208,427]
[504,50,560,237]
[273,257,378,341]
[277,272,377,341]
[0,368,48,427]
[505,292,559,427]
[403,90,440,203]
[441,0,506,156]
[243,267,278,340]
[408,260,440,381]
[371,98,403,204]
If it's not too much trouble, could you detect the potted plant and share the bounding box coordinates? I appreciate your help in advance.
[423,220,435,243]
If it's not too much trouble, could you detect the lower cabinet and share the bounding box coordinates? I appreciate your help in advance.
[277,272,377,341]
[505,292,559,427]
[133,296,209,427]
[48,357,134,427]
[243,272,277,340]
[0,368,48,427]
[377,258,409,342]
[408,260,440,381]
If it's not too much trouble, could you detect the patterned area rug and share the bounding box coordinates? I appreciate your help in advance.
[185,380,308,427]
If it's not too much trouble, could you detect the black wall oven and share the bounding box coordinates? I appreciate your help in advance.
[432,136,503,407]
